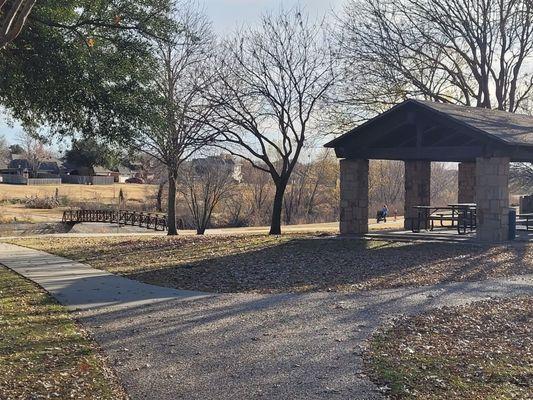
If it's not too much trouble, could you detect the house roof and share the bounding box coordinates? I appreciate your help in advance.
[413,100,533,146]
[38,161,60,174]
[325,99,533,162]
[8,159,30,170]
[325,99,533,147]
[93,165,113,174]
[7,158,60,172]
[116,165,132,175]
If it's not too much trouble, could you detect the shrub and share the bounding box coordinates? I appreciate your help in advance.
[25,195,60,209]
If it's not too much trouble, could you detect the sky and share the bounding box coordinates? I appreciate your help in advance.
[203,0,341,34]
[0,0,342,147]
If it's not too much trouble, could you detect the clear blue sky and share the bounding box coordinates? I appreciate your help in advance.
[0,0,342,146]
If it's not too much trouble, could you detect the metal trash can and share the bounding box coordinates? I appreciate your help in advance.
[508,208,517,240]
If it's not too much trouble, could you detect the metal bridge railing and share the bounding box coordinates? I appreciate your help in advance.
[62,209,168,231]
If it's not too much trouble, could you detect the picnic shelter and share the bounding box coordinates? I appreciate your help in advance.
[325,99,533,242]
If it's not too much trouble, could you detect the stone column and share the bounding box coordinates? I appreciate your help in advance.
[475,157,510,242]
[519,195,533,214]
[339,159,369,235]
[458,162,476,203]
[404,161,431,230]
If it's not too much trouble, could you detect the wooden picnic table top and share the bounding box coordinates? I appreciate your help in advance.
[447,203,477,208]
[412,205,475,211]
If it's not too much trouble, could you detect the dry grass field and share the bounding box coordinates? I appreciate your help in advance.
[0,183,158,204]
[0,183,159,223]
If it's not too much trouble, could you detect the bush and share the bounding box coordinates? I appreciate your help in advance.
[25,195,60,209]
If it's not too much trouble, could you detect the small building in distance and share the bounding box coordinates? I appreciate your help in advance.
[191,155,243,183]
[1,154,61,178]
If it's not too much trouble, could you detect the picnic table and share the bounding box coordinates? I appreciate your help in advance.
[411,203,476,235]
[517,213,533,231]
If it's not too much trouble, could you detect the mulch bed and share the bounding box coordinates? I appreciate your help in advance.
[365,296,533,399]
[8,234,533,293]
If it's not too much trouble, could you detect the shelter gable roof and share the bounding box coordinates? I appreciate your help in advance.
[326,99,533,149]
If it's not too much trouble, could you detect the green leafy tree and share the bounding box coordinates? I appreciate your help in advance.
[0,0,174,141]
[8,143,23,154]
[64,137,120,169]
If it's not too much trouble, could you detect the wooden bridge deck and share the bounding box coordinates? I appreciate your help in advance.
[62,210,167,231]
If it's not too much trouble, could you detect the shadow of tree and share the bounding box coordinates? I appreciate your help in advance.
[124,238,533,293]
[76,275,533,400]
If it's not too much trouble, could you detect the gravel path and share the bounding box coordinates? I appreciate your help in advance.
[1,242,532,400]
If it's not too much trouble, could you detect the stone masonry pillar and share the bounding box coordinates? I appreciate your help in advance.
[339,159,369,235]
[476,157,510,242]
[404,161,431,230]
[458,162,476,203]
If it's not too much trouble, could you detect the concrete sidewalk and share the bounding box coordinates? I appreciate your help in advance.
[0,242,207,311]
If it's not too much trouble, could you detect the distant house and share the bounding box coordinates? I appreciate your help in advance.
[59,163,115,185]
[92,165,115,177]
[191,155,243,183]
[36,159,61,176]
[110,165,135,183]
[1,154,61,177]
[63,164,113,177]
[61,162,137,184]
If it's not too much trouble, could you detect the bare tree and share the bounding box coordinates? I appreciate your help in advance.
[300,150,339,222]
[283,161,310,225]
[17,131,53,176]
[178,162,235,234]
[206,8,335,235]
[511,163,533,192]
[431,162,458,205]
[368,160,404,216]
[242,164,273,225]
[0,134,10,166]
[131,2,215,235]
[0,0,36,49]
[223,191,249,227]
[338,0,533,113]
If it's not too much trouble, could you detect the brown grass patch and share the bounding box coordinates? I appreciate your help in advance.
[6,235,533,293]
[0,266,126,399]
[366,296,533,399]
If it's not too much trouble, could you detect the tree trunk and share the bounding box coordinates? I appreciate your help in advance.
[156,182,164,212]
[196,227,205,235]
[167,172,178,236]
[269,182,287,235]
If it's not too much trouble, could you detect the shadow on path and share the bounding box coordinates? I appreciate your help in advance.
[1,242,532,400]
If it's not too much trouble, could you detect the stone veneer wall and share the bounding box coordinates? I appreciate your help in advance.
[520,195,533,214]
[404,161,431,230]
[339,159,369,234]
[475,157,510,242]
[458,162,476,203]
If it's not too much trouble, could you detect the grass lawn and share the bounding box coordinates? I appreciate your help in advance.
[366,296,533,399]
[0,266,126,399]
[7,235,533,293]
